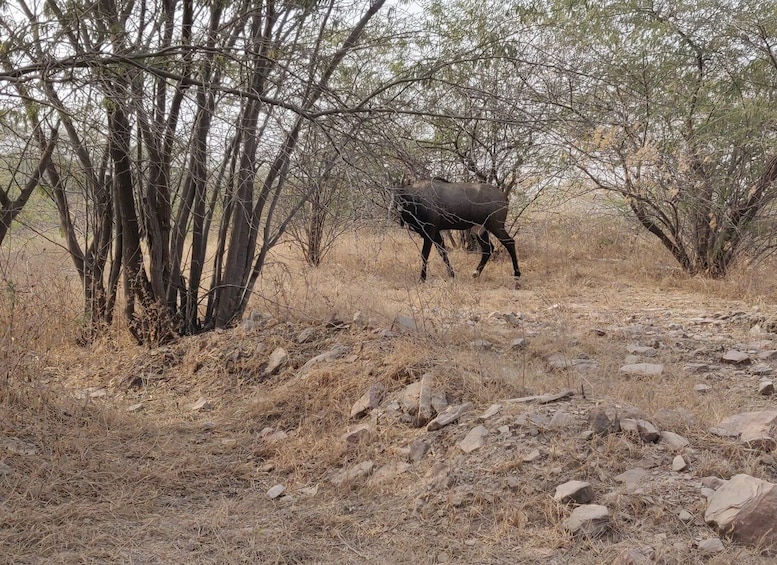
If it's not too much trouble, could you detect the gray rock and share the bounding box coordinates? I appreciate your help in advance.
[620,418,659,443]
[190,397,213,411]
[427,403,472,431]
[659,431,690,450]
[705,473,777,553]
[563,504,610,537]
[697,537,725,555]
[267,484,286,499]
[694,383,712,393]
[350,383,386,419]
[296,327,317,343]
[393,314,418,332]
[549,410,575,430]
[615,468,649,492]
[408,439,430,462]
[341,423,370,445]
[470,339,492,350]
[590,406,620,435]
[478,404,502,422]
[619,363,664,377]
[458,425,488,453]
[722,349,751,364]
[510,338,528,349]
[522,448,542,462]
[759,380,775,396]
[678,509,693,522]
[416,373,435,426]
[300,344,349,372]
[554,480,594,504]
[262,347,288,377]
[710,410,777,450]
[626,345,658,357]
[672,455,688,472]
[330,460,375,485]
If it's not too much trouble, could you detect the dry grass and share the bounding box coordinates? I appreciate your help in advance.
[3,212,777,563]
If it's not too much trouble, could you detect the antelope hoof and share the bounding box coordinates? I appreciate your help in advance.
[471,270,481,278]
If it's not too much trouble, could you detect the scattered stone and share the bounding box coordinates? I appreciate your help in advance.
[296,327,317,343]
[458,425,488,453]
[626,345,658,357]
[701,476,726,490]
[620,419,660,443]
[615,468,648,492]
[478,404,502,421]
[298,485,319,497]
[352,311,367,328]
[554,480,594,504]
[350,383,386,419]
[392,314,418,332]
[408,439,430,462]
[416,373,435,426]
[659,431,690,450]
[710,410,777,450]
[549,410,575,430]
[705,473,777,553]
[426,403,472,431]
[697,537,725,555]
[652,407,696,430]
[522,448,542,463]
[507,390,574,404]
[759,380,775,396]
[563,504,610,538]
[190,397,213,411]
[694,383,712,394]
[371,461,411,483]
[722,349,751,365]
[757,350,777,361]
[300,344,349,372]
[678,509,693,522]
[342,423,370,445]
[752,364,773,376]
[590,406,620,435]
[262,347,288,377]
[267,484,286,499]
[619,363,664,377]
[263,429,288,444]
[510,338,528,350]
[127,402,144,413]
[330,460,375,485]
[684,362,712,374]
[672,455,688,472]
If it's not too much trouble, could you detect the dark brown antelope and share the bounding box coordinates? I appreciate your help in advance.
[392,178,521,282]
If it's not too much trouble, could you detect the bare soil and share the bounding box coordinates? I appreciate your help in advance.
[3,220,777,564]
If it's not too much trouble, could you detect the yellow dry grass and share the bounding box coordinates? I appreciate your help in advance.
[2,211,777,564]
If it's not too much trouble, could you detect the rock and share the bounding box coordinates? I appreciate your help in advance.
[300,345,349,372]
[427,403,472,431]
[510,338,528,349]
[549,410,575,430]
[620,418,660,443]
[371,461,411,483]
[626,344,658,357]
[610,546,654,565]
[267,484,286,499]
[590,406,620,435]
[416,373,435,426]
[759,380,775,396]
[694,383,712,393]
[563,504,610,538]
[522,448,542,462]
[722,350,751,364]
[296,327,317,343]
[752,363,773,376]
[705,473,777,553]
[262,347,288,377]
[507,390,574,404]
[554,480,594,504]
[352,311,367,328]
[710,410,777,451]
[701,476,726,490]
[615,468,648,492]
[408,439,430,462]
[330,460,375,485]
[697,537,725,555]
[127,402,144,412]
[478,404,502,421]
[190,397,213,411]
[392,314,418,332]
[619,363,664,377]
[659,431,689,450]
[672,455,688,472]
[470,339,492,351]
[678,509,693,522]
[341,423,370,445]
[350,383,385,419]
[458,425,488,453]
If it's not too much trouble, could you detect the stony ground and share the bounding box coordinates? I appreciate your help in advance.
[3,230,777,564]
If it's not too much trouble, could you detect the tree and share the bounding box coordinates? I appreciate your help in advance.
[546,0,777,277]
